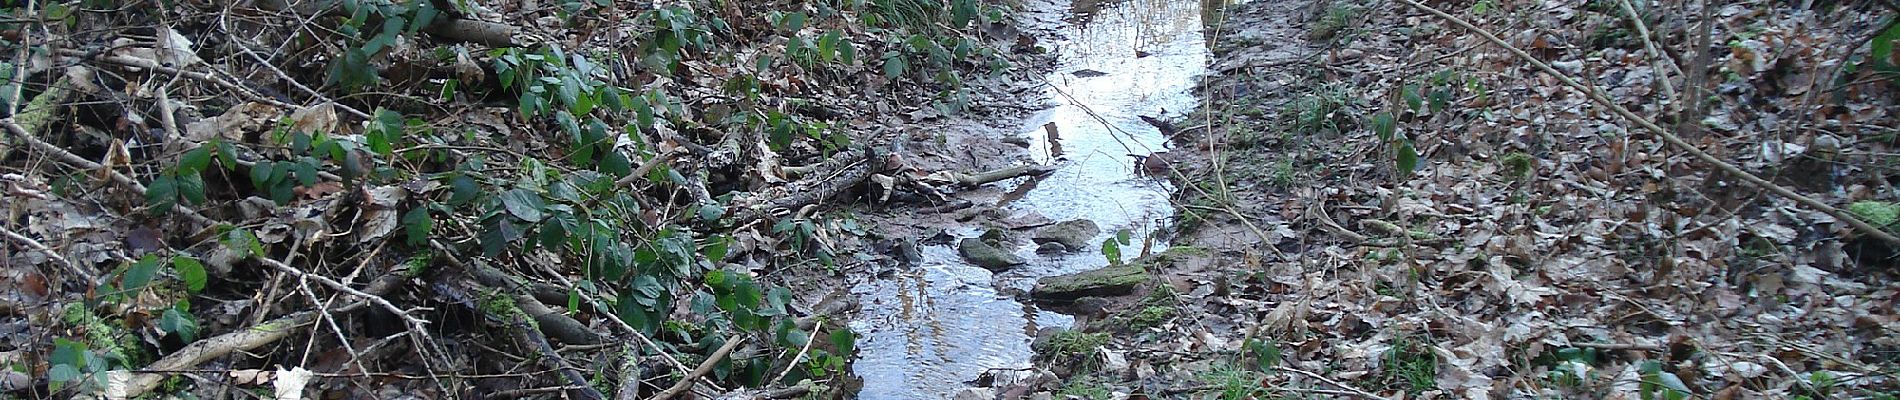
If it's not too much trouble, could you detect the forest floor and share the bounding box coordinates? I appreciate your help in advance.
[4,0,1900,399]
[1001,0,1900,399]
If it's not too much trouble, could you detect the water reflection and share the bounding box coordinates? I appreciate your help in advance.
[849,0,1218,397]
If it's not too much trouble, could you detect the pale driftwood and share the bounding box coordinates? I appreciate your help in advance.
[947,164,1059,187]
[649,336,745,400]
[1395,0,1900,247]
[120,310,325,397]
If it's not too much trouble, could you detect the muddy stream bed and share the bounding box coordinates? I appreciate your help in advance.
[847,0,1220,397]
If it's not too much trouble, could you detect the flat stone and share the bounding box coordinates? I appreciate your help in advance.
[1031,264,1149,302]
[1031,219,1099,250]
[959,237,1025,271]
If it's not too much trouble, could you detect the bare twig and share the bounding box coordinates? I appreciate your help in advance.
[649,336,745,400]
[1275,366,1384,399]
[55,48,297,111]
[255,257,430,332]
[769,325,820,385]
[0,119,217,226]
[1394,0,1900,247]
[1567,342,1663,352]
[1616,0,1681,115]
[0,225,94,285]
[2,0,32,118]
[613,149,687,188]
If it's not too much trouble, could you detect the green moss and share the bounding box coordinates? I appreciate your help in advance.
[1500,152,1535,179]
[481,291,535,329]
[1036,331,1110,360]
[1126,306,1174,330]
[1849,201,1900,228]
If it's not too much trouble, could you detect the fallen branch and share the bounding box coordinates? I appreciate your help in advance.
[1393,0,1900,247]
[0,119,216,227]
[54,48,297,112]
[943,164,1059,187]
[120,310,324,397]
[649,336,746,400]
[0,225,94,285]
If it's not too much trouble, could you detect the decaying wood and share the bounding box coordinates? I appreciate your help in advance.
[1395,0,1900,247]
[466,261,606,346]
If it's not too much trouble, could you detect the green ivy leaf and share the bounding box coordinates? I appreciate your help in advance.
[1372,111,1396,142]
[122,256,161,292]
[147,174,179,215]
[883,54,907,80]
[501,188,546,222]
[178,171,208,205]
[215,140,238,171]
[403,207,434,246]
[1397,139,1419,178]
[160,308,199,342]
[179,146,213,174]
[172,256,207,292]
[449,174,479,205]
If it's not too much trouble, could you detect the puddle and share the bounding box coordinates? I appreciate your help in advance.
[849,0,1221,397]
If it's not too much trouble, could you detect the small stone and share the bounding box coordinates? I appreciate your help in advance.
[1036,242,1069,254]
[959,237,1025,271]
[953,387,997,400]
[1031,219,1099,249]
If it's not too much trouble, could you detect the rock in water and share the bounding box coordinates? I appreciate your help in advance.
[1031,264,1149,302]
[959,237,1025,271]
[1031,219,1099,250]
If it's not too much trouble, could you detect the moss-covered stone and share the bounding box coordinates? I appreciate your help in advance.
[1032,219,1099,249]
[1032,264,1149,302]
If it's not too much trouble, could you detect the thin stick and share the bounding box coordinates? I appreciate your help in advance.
[0,225,95,284]
[255,257,431,331]
[769,326,820,385]
[1616,0,1681,115]
[1393,0,1900,247]
[0,119,217,227]
[2,0,32,117]
[648,336,745,400]
[1275,366,1384,399]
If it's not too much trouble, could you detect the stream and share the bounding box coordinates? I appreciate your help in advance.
[848,0,1218,397]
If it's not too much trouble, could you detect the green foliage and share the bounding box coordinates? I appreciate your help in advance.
[325,0,446,91]
[1200,363,1269,400]
[1500,152,1536,180]
[1638,361,1691,400]
[1861,18,1900,79]
[1849,201,1900,228]
[1286,84,1356,135]
[1246,338,1282,371]
[1307,0,1362,41]
[1036,331,1109,360]
[1382,334,1438,395]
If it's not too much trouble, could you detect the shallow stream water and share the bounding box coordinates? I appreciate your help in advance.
[847,0,1218,397]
